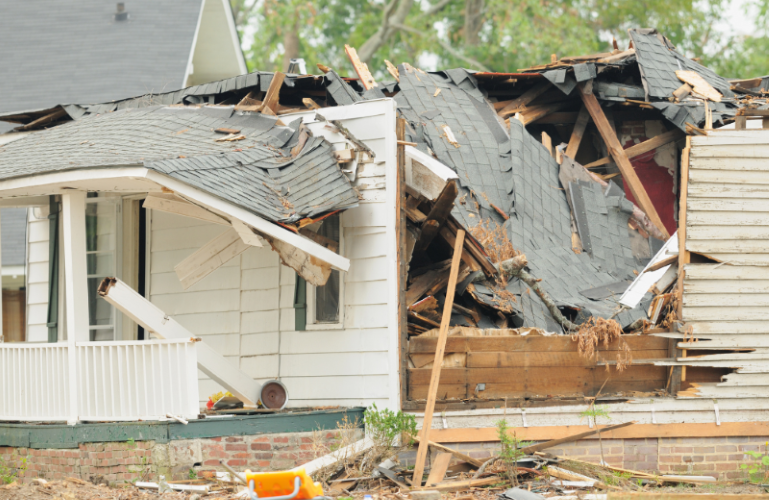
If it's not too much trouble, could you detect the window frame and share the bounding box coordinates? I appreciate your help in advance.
[85,195,122,341]
[305,215,344,330]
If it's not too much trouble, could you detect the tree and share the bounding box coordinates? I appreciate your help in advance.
[233,0,769,79]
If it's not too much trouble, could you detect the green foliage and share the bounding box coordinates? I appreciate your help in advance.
[580,405,610,424]
[496,419,533,487]
[234,0,769,80]
[740,448,769,483]
[188,468,198,480]
[0,453,27,484]
[125,438,137,449]
[363,403,418,449]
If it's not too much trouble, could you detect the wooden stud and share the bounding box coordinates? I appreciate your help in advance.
[565,105,590,159]
[345,45,377,90]
[412,181,458,255]
[262,72,286,113]
[411,230,466,489]
[578,84,670,239]
[542,131,554,158]
[385,60,400,82]
[735,115,747,130]
[498,83,552,117]
[583,129,683,169]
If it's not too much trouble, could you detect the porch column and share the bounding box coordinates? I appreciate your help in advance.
[61,191,89,424]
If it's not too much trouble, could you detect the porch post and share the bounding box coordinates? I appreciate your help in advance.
[61,191,89,424]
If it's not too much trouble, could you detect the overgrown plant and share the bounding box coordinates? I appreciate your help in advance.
[0,452,27,484]
[364,403,417,450]
[740,443,769,483]
[580,404,611,465]
[496,419,532,487]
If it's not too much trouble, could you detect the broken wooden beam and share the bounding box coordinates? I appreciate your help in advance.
[345,44,377,90]
[583,128,683,169]
[412,181,458,256]
[262,72,286,113]
[578,84,670,239]
[498,83,552,117]
[519,421,635,455]
[565,105,590,159]
[410,435,484,468]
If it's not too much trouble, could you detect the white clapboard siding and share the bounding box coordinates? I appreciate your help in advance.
[680,129,769,398]
[147,101,398,408]
[26,210,50,342]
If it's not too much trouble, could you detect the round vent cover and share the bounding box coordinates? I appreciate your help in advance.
[260,380,288,409]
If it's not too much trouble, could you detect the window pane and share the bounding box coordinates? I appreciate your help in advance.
[86,203,115,252]
[87,253,114,276]
[315,270,340,323]
[314,214,341,323]
[90,328,114,342]
[88,277,113,326]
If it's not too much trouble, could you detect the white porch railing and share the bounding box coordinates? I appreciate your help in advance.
[0,343,71,421]
[0,339,199,423]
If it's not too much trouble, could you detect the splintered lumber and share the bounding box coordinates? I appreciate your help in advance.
[583,128,683,169]
[410,436,484,468]
[677,136,692,320]
[425,452,452,487]
[345,44,377,90]
[519,421,635,454]
[676,70,722,102]
[645,254,677,273]
[413,181,458,255]
[262,72,286,112]
[17,107,67,131]
[385,60,400,81]
[565,105,590,159]
[302,98,321,110]
[498,83,552,117]
[411,230,467,489]
[578,85,670,239]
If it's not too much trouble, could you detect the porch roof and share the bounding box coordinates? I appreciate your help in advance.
[0,106,359,223]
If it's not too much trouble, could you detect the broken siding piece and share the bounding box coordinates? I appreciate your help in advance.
[143,194,228,226]
[174,228,250,290]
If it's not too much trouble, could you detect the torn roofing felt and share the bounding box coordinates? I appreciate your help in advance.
[0,106,357,223]
[387,64,647,331]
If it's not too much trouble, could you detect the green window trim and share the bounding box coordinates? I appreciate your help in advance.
[293,273,306,331]
[46,196,60,343]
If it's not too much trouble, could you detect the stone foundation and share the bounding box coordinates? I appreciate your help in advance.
[400,436,769,481]
[0,428,362,485]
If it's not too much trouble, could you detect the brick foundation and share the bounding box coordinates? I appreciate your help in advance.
[0,428,362,485]
[400,436,769,481]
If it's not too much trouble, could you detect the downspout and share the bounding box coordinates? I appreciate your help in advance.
[46,195,60,343]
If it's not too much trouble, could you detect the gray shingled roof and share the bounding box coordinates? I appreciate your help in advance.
[0,106,357,223]
[0,0,202,117]
[388,65,646,330]
[629,28,734,100]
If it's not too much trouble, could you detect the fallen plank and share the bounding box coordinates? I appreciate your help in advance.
[411,230,467,489]
[411,435,484,468]
[174,228,250,289]
[425,452,453,487]
[645,254,678,273]
[428,477,502,492]
[565,105,590,159]
[519,421,635,454]
[293,437,374,475]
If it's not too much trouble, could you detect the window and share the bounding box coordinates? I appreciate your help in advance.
[86,195,121,341]
[306,214,343,328]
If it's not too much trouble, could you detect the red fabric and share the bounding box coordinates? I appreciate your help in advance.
[621,137,677,236]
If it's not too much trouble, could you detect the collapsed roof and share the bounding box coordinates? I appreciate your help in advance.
[2,28,766,333]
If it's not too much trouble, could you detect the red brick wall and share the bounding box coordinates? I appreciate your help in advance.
[417,436,769,481]
[0,429,359,486]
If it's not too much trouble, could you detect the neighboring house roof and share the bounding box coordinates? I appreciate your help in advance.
[1,208,27,268]
[0,0,246,129]
[0,106,358,223]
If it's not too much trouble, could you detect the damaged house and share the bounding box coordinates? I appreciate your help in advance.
[1,28,769,482]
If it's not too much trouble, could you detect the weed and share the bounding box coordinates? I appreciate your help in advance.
[125,438,137,449]
[740,443,769,483]
[496,418,532,487]
[364,403,417,449]
[580,404,611,465]
[188,468,197,480]
[0,452,27,484]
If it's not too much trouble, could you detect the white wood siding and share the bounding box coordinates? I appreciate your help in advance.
[26,209,49,342]
[148,100,399,409]
[677,129,769,397]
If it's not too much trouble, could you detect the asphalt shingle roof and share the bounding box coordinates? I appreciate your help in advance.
[0,0,202,116]
[0,106,357,223]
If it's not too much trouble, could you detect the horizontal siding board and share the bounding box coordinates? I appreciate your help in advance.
[27,262,48,284]
[689,169,769,184]
[280,352,389,377]
[241,332,279,355]
[280,329,389,355]
[687,321,769,335]
[151,289,240,315]
[684,280,769,294]
[173,311,241,334]
[341,202,387,228]
[240,354,279,379]
[691,131,769,146]
[687,239,769,253]
[345,280,388,306]
[685,264,769,280]
[684,293,769,307]
[241,267,280,290]
[688,211,769,226]
[688,199,769,212]
[409,335,668,354]
[241,310,280,335]
[28,219,49,243]
[687,226,769,240]
[151,224,228,252]
[150,267,241,295]
[151,249,241,274]
[347,257,388,283]
[688,183,769,199]
[683,306,769,321]
[280,375,390,400]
